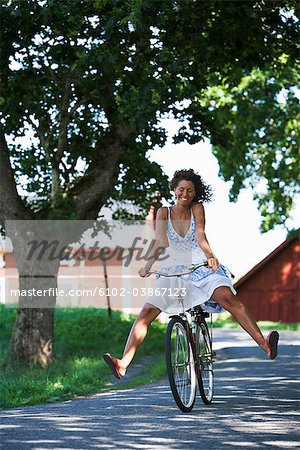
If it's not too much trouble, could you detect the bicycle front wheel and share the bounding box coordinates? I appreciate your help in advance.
[196,319,214,404]
[165,316,197,412]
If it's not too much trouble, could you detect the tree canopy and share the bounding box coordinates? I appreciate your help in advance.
[1,0,299,229]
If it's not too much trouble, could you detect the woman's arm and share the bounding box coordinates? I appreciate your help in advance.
[192,203,219,271]
[139,207,169,277]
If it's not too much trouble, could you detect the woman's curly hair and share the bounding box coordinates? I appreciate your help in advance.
[170,169,213,203]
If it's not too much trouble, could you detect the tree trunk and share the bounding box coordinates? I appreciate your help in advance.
[7,308,55,367]
[5,218,64,367]
[6,258,60,367]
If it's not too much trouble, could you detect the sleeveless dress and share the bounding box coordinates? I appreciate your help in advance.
[146,207,236,314]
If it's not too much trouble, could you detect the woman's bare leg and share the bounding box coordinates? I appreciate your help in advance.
[212,287,270,355]
[110,303,161,376]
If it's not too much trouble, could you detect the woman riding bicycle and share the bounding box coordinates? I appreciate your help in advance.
[104,169,279,378]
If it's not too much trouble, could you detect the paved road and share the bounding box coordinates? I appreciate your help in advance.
[1,330,299,449]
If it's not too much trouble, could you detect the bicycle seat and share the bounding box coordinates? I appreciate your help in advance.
[188,305,210,318]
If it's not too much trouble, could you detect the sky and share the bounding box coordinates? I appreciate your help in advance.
[147,118,298,278]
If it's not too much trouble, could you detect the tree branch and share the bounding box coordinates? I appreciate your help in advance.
[70,122,135,219]
[68,98,85,117]
[27,116,51,162]
[0,133,33,225]
[56,79,72,163]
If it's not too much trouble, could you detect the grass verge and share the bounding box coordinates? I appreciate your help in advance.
[107,354,166,392]
[0,306,166,409]
[212,312,300,331]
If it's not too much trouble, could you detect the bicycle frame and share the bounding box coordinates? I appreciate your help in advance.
[149,262,214,409]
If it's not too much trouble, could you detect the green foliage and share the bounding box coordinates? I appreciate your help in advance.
[196,65,299,232]
[1,0,299,227]
[47,196,78,219]
[212,312,300,331]
[287,228,299,239]
[0,306,166,408]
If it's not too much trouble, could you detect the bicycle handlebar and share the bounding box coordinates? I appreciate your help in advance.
[148,262,208,277]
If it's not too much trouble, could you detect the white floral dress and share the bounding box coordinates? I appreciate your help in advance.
[147,207,236,314]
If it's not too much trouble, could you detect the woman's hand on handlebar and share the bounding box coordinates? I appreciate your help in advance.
[207,257,219,271]
[138,267,150,277]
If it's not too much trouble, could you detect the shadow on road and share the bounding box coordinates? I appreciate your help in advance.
[0,344,299,449]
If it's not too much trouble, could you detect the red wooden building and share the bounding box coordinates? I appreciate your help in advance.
[234,236,300,323]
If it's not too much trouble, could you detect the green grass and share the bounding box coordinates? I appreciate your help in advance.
[0,306,298,409]
[0,306,166,409]
[112,354,166,391]
[212,312,300,331]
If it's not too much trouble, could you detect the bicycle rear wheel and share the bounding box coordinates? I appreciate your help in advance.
[196,319,214,404]
[165,316,197,412]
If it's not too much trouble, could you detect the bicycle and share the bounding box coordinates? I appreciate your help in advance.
[149,262,215,412]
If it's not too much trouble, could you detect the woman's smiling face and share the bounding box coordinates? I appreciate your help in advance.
[174,180,196,206]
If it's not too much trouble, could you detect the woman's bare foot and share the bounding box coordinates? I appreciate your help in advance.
[266,331,279,359]
[103,353,127,378]
[260,341,271,357]
[259,331,279,359]
[110,354,127,377]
